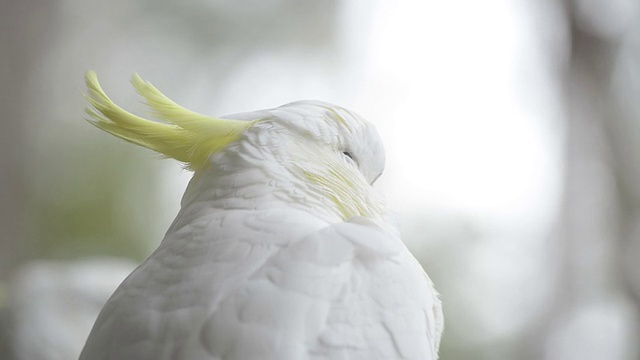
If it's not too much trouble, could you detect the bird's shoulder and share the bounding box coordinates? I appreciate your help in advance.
[81,208,327,359]
[197,216,441,360]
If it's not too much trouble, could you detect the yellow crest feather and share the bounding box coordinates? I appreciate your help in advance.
[85,71,257,170]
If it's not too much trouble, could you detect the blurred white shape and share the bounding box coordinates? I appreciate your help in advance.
[364,0,562,234]
[574,0,639,38]
[9,258,136,360]
[543,297,639,360]
[467,233,556,342]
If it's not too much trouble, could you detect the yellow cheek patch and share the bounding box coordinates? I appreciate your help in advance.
[85,71,258,170]
[304,165,383,221]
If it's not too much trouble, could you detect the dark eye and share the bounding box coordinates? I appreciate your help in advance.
[342,151,354,161]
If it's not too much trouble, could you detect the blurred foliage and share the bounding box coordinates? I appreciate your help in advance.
[23,130,166,261]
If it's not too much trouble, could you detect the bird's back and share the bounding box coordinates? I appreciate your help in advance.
[80,208,442,360]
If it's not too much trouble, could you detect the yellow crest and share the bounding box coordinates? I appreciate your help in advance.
[85,71,258,170]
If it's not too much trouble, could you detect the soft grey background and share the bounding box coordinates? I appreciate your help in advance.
[1,0,640,359]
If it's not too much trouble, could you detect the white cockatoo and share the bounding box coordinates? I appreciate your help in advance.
[79,72,443,360]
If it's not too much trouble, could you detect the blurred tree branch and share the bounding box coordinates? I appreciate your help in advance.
[0,1,56,358]
[0,0,55,280]
[522,0,640,358]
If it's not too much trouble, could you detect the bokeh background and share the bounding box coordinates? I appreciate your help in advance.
[2,0,640,359]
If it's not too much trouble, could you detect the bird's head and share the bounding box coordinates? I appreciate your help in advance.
[85,72,388,222]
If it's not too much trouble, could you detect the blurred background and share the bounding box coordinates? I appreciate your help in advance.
[1,0,640,359]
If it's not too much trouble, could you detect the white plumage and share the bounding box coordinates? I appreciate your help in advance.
[80,73,443,360]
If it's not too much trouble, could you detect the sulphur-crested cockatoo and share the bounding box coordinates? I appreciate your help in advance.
[79,71,443,360]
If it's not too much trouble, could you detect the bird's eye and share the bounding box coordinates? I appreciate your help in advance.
[342,151,354,161]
